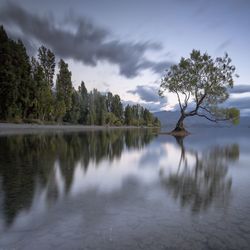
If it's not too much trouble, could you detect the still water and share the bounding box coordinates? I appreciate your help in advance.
[0,128,250,250]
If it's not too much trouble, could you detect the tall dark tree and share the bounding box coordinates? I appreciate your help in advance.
[38,46,55,87]
[143,108,153,126]
[106,92,113,112]
[30,57,52,120]
[65,89,81,123]
[78,81,88,124]
[56,59,73,121]
[111,94,123,121]
[0,26,31,120]
[0,26,17,119]
[124,105,133,125]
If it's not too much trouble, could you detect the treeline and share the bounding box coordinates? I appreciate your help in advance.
[0,25,160,127]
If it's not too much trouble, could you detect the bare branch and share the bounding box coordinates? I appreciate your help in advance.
[196,113,229,123]
[199,106,213,115]
[196,113,217,122]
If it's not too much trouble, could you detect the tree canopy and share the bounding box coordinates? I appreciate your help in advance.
[159,50,240,133]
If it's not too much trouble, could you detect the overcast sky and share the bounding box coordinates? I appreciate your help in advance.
[0,0,250,114]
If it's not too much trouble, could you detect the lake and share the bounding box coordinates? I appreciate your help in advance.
[0,127,250,250]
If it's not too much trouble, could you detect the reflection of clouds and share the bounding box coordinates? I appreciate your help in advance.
[158,143,196,175]
[0,132,244,235]
[70,141,197,196]
[71,150,160,195]
[139,145,165,167]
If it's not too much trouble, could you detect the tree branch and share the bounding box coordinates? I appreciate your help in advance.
[175,91,183,112]
[196,113,229,123]
[199,106,213,115]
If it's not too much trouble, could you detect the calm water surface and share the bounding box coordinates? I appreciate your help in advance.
[0,128,250,250]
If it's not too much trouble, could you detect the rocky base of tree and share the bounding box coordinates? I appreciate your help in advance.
[170,127,190,136]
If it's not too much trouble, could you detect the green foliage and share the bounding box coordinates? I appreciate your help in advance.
[0,25,160,127]
[124,105,133,125]
[56,59,73,121]
[30,57,53,120]
[78,81,88,124]
[111,94,123,120]
[0,26,32,120]
[38,46,55,88]
[160,49,240,130]
[226,108,240,125]
[54,100,66,122]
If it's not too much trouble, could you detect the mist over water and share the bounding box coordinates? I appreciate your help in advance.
[0,128,250,249]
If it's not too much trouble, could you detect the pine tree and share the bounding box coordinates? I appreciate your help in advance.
[38,46,55,87]
[0,26,31,120]
[124,105,133,125]
[30,57,52,120]
[78,81,88,124]
[56,59,73,121]
[111,94,123,121]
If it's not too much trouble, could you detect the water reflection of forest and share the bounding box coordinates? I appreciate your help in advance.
[0,129,158,227]
[160,137,240,213]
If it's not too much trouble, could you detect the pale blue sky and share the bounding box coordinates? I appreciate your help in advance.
[0,0,249,113]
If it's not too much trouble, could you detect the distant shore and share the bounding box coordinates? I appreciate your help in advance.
[0,123,158,135]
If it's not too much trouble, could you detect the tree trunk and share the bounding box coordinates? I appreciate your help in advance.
[173,114,186,132]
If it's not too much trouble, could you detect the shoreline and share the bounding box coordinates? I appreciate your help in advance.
[0,123,159,135]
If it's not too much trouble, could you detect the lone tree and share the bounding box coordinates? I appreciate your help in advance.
[159,50,240,134]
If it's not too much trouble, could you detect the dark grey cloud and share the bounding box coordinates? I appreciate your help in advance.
[127,85,161,102]
[126,85,168,111]
[229,85,250,94]
[124,85,167,112]
[0,2,173,78]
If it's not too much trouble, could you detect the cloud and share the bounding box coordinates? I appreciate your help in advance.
[127,85,161,102]
[216,39,231,53]
[125,85,168,112]
[229,85,250,94]
[0,2,173,78]
[122,99,166,112]
[225,96,250,110]
[222,96,250,116]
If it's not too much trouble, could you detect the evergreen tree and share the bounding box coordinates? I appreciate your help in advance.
[78,81,88,124]
[30,57,52,120]
[111,94,123,121]
[66,89,81,123]
[38,46,55,87]
[143,108,153,126]
[0,26,18,119]
[56,59,73,121]
[106,92,113,112]
[124,105,133,125]
[0,26,31,120]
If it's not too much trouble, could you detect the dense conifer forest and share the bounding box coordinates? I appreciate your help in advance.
[0,25,160,127]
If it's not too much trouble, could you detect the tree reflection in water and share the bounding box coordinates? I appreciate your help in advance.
[0,129,158,227]
[160,136,239,213]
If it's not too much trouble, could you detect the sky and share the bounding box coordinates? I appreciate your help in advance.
[0,0,250,114]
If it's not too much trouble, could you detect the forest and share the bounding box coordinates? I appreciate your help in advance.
[0,25,160,127]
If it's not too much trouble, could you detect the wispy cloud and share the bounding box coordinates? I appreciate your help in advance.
[229,84,250,94]
[126,85,168,111]
[0,2,173,78]
[216,39,232,53]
